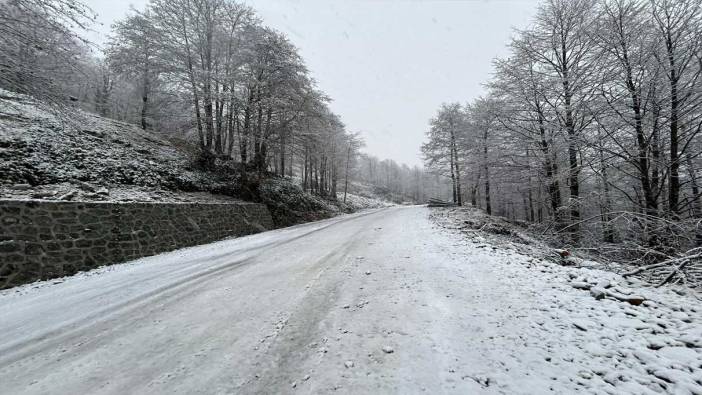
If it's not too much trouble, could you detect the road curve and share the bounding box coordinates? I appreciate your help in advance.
[1,206,524,394]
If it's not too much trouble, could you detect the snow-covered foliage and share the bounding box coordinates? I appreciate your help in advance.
[258,178,343,226]
[338,193,394,211]
[431,206,702,290]
[258,178,395,227]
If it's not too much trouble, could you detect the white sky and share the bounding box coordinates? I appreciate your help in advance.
[84,0,539,167]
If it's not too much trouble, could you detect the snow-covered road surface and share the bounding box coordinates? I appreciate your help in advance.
[1,207,701,394]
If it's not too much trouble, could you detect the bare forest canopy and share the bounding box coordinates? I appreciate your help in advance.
[0,0,450,205]
[422,0,702,271]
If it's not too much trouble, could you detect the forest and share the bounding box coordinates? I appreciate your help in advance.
[423,0,702,273]
[0,0,448,206]
[5,0,700,269]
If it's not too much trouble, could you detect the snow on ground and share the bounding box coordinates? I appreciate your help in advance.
[338,192,395,210]
[431,206,702,394]
[0,206,700,394]
[442,237,702,393]
[431,206,702,290]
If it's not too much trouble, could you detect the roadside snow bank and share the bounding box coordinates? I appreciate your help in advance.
[429,207,702,394]
[338,192,395,211]
[491,256,702,394]
[430,206,702,290]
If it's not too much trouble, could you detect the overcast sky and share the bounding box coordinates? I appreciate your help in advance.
[85,0,539,167]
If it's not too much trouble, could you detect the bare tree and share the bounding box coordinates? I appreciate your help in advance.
[106,9,161,129]
[422,103,465,205]
[516,0,598,239]
[650,0,702,216]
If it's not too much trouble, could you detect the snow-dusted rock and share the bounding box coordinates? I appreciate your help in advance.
[572,320,590,331]
[589,287,606,300]
[31,190,56,198]
[623,295,645,306]
[78,182,96,192]
[595,280,612,289]
[58,190,77,201]
[571,281,591,290]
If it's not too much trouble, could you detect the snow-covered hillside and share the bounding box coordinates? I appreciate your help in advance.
[0,91,250,203]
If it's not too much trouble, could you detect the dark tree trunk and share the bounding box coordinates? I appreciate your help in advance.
[561,42,580,240]
[343,145,351,203]
[667,37,680,216]
[452,138,462,206]
[483,129,491,215]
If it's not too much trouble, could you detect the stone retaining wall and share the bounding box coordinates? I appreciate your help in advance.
[0,200,273,289]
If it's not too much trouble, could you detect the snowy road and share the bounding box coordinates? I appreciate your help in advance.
[1,207,701,394]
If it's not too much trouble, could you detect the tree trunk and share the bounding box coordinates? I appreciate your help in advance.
[686,154,702,246]
[620,41,658,217]
[449,141,458,203]
[667,34,680,216]
[537,111,562,225]
[598,128,615,243]
[564,81,580,237]
[140,70,148,130]
[344,145,351,203]
[240,89,254,163]
[483,129,491,215]
[279,129,286,177]
[452,137,462,206]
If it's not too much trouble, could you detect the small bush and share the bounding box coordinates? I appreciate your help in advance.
[258,178,340,227]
